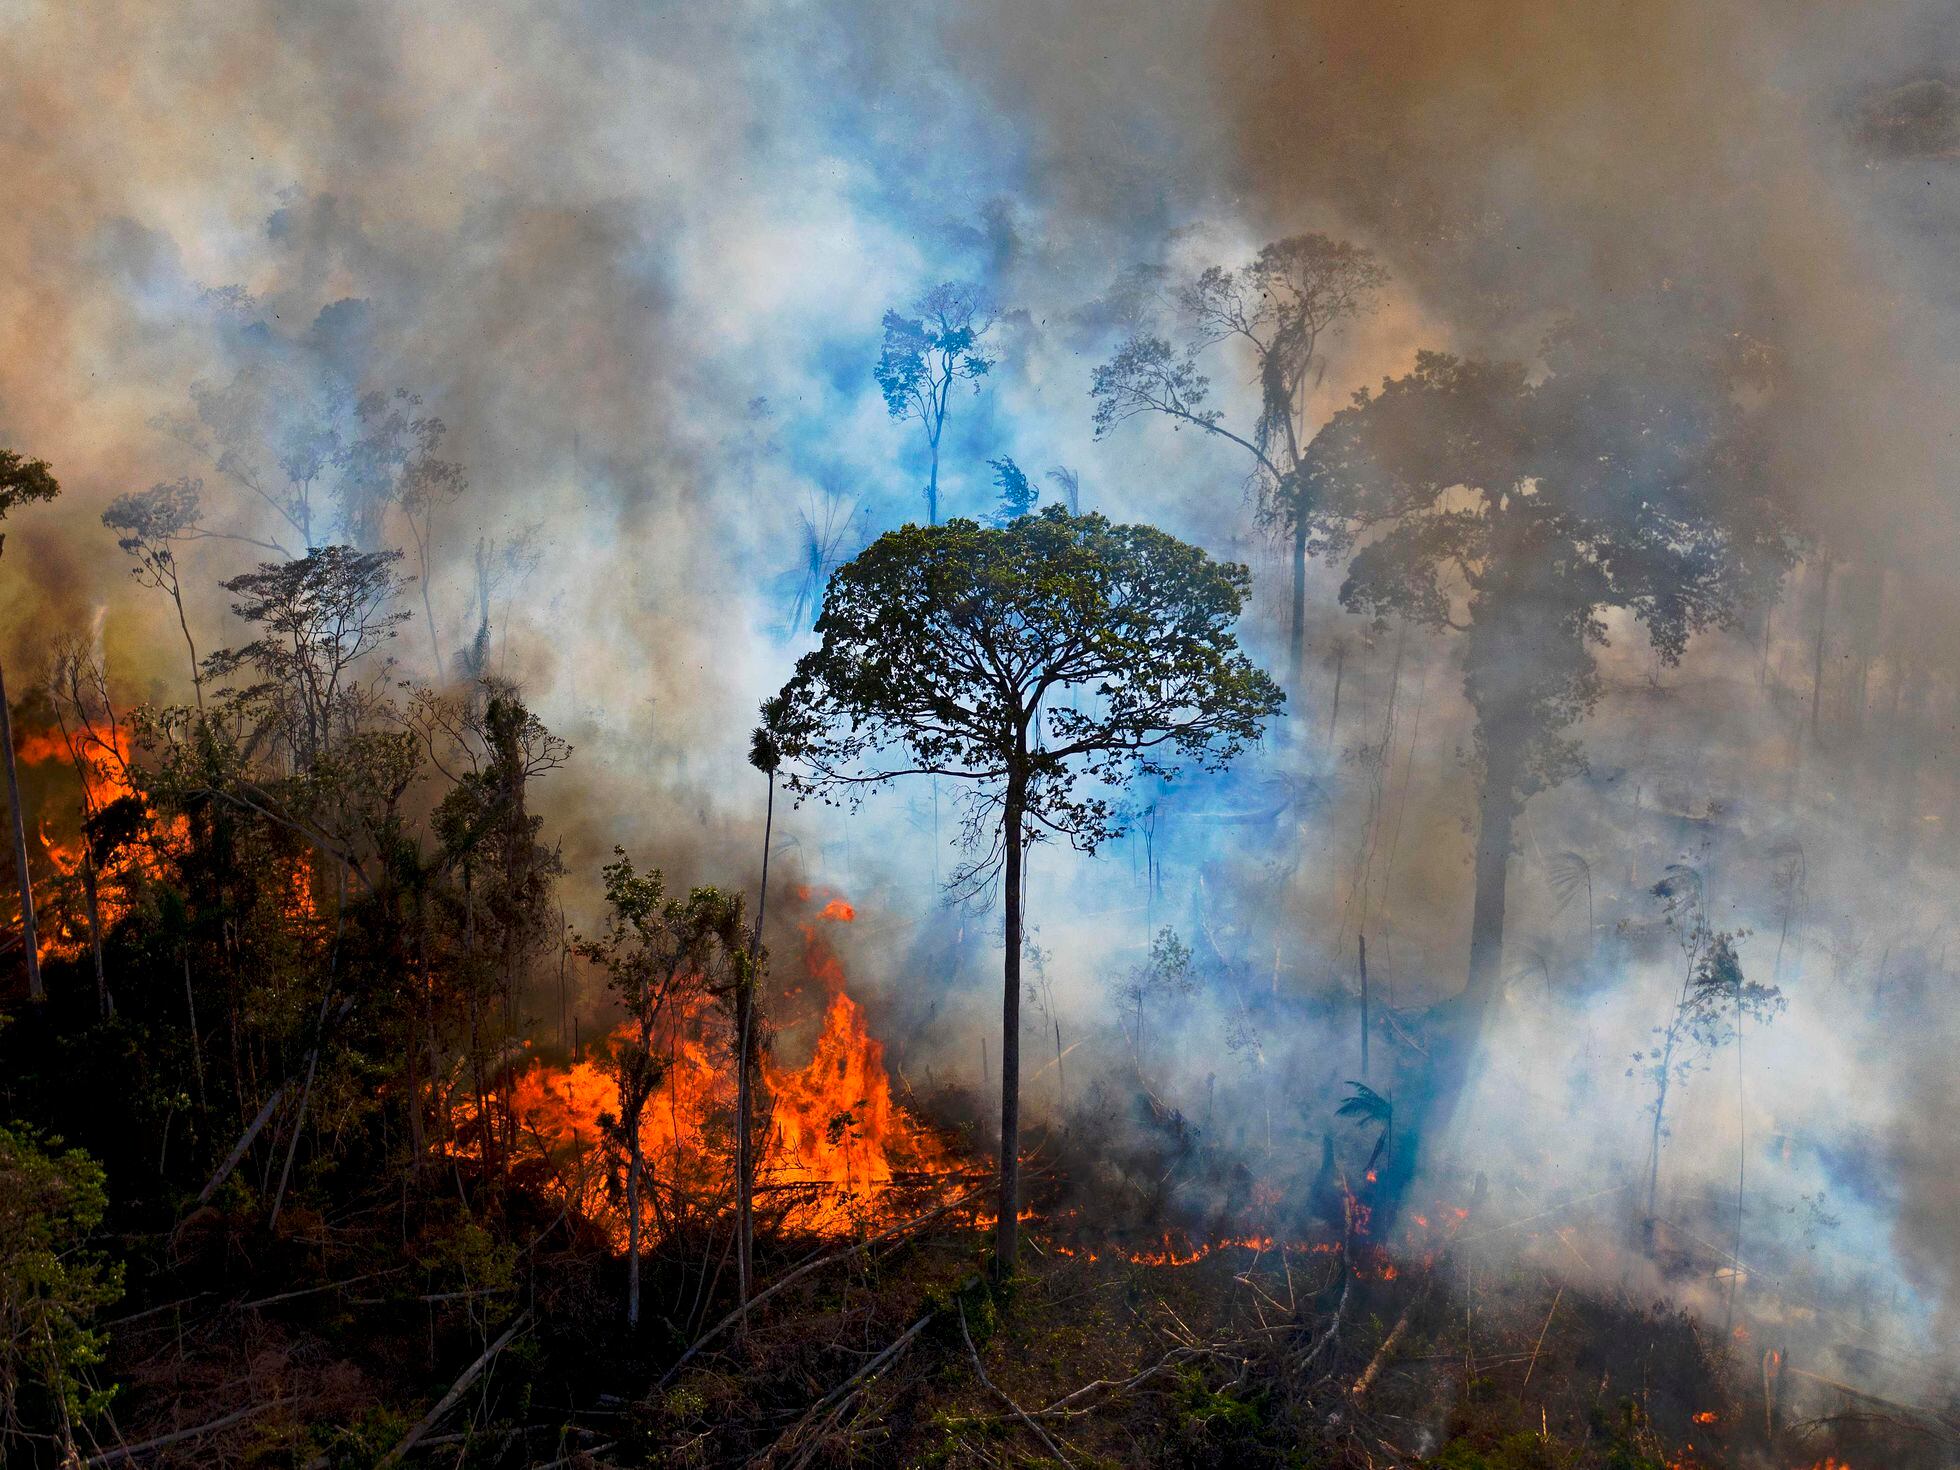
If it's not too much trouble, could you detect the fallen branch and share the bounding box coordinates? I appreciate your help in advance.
[1519,1284,1564,1392]
[960,1302,1072,1466]
[756,1311,934,1469]
[88,1397,294,1464]
[1353,1274,1437,1400]
[1035,1342,1243,1420]
[193,1087,285,1207]
[377,1311,532,1467]
[661,1182,984,1385]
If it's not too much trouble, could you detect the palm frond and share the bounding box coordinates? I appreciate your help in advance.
[1546,850,1591,916]
[1336,1080,1393,1129]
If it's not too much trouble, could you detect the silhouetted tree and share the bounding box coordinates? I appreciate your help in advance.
[1091,235,1387,683]
[103,477,209,711]
[875,282,995,525]
[766,506,1282,1274]
[1301,332,1793,1209]
[1632,869,1782,1250]
[1046,465,1081,515]
[1306,341,1792,1021]
[986,455,1036,525]
[205,545,412,769]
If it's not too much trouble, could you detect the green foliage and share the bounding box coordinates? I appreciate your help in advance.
[309,1406,412,1470]
[766,505,1284,863]
[1431,1432,1575,1470]
[574,850,747,1205]
[1164,1364,1272,1467]
[0,445,60,526]
[0,1127,122,1451]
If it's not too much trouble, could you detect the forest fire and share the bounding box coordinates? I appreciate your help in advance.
[15,724,145,961]
[504,896,958,1242]
[7,8,1960,1463]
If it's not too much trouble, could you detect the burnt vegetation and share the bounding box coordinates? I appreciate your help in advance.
[0,231,1954,1470]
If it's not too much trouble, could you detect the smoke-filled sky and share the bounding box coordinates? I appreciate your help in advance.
[6,0,1960,1366]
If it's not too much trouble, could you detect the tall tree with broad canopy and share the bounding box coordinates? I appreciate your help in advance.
[764,505,1283,1274]
[1091,235,1387,685]
[1302,326,1793,1149]
[875,282,995,525]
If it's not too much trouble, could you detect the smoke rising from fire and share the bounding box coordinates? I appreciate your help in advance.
[4,0,1960,1383]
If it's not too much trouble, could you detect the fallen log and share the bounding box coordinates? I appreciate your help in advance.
[377,1311,533,1467]
[194,1087,285,1207]
[87,1397,293,1464]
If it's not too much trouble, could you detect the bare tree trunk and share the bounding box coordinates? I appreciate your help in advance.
[416,518,443,679]
[185,954,206,1110]
[1810,555,1832,748]
[1645,1068,1670,1230]
[0,654,41,1002]
[1326,643,1346,749]
[1464,744,1520,1011]
[1290,517,1308,690]
[1724,989,1747,1338]
[626,1130,644,1326]
[81,849,107,1017]
[737,770,775,1306]
[926,431,941,526]
[169,581,205,714]
[1357,934,1370,1082]
[993,769,1026,1278]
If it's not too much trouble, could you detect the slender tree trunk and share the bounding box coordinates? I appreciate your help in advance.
[926,431,941,526]
[1645,1047,1674,1244]
[0,655,42,1002]
[1464,743,1521,1011]
[1357,934,1370,1082]
[170,583,205,714]
[1326,645,1346,749]
[1810,556,1832,748]
[993,769,1026,1278]
[1290,517,1308,689]
[737,771,775,1307]
[81,850,107,1017]
[185,954,206,1111]
[1725,990,1747,1339]
[627,1128,644,1326]
[411,514,443,680]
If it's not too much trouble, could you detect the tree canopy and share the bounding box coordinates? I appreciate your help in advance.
[766,505,1284,863]
[1304,343,1794,798]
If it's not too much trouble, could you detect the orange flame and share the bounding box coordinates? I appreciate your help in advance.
[16,726,158,960]
[503,897,955,1242]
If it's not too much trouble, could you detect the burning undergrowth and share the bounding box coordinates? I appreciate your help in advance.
[490,894,966,1245]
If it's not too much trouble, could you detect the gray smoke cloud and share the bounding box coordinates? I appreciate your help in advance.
[3,0,1959,1376]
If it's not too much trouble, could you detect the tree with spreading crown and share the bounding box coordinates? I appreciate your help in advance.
[764,505,1283,1275]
